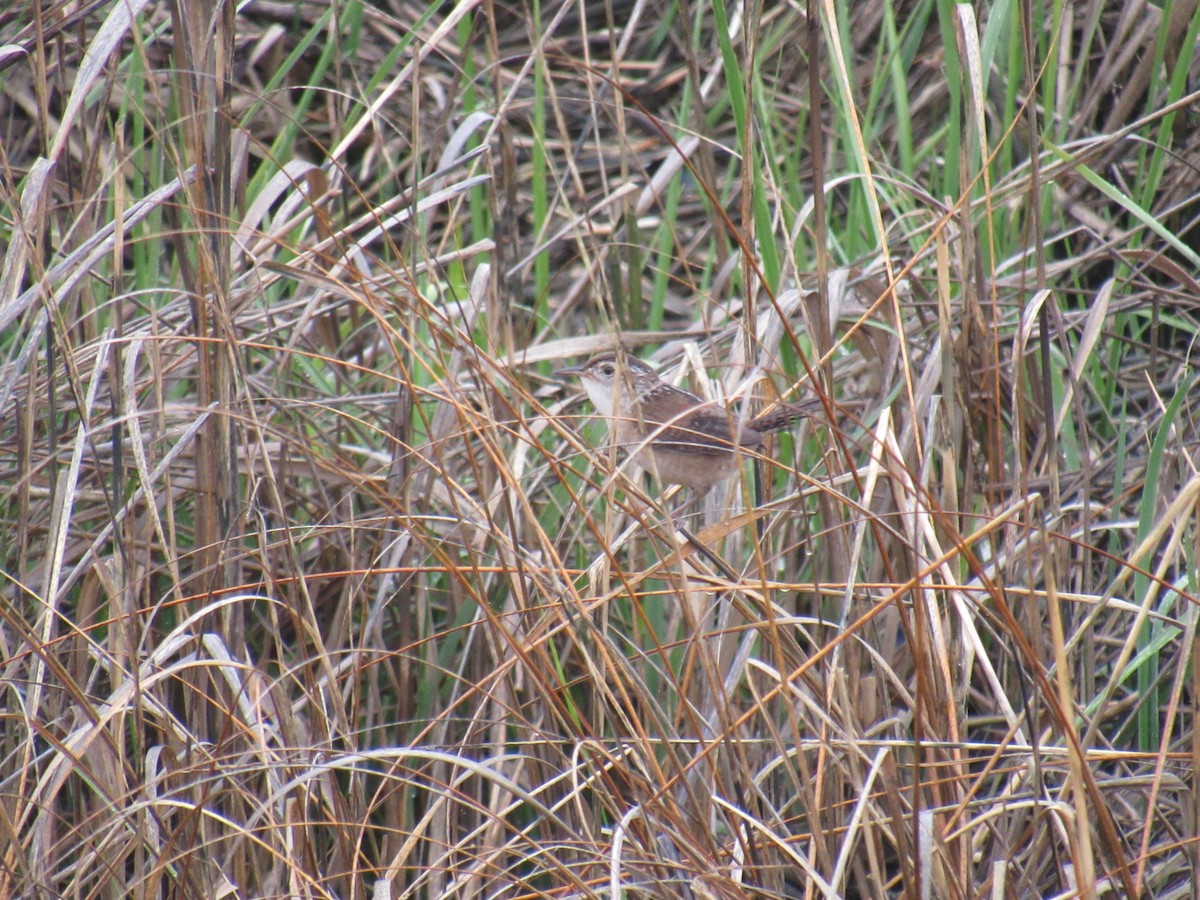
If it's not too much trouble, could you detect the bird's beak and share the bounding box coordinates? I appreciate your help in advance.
[553,363,585,379]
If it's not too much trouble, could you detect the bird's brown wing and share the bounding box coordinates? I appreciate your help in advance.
[641,404,747,455]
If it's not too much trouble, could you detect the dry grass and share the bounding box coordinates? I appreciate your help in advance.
[2,0,1199,897]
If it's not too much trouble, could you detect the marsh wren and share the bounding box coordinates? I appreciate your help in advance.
[555,351,818,492]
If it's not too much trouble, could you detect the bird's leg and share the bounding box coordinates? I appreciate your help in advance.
[665,483,722,532]
[700,481,728,528]
[667,486,697,533]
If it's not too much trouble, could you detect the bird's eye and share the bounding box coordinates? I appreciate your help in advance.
[600,363,614,376]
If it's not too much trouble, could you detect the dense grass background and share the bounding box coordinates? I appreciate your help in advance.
[2,0,1200,896]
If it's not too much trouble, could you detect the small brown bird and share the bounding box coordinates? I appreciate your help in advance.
[555,351,818,492]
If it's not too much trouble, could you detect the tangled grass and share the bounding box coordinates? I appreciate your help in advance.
[2,0,1199,896]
